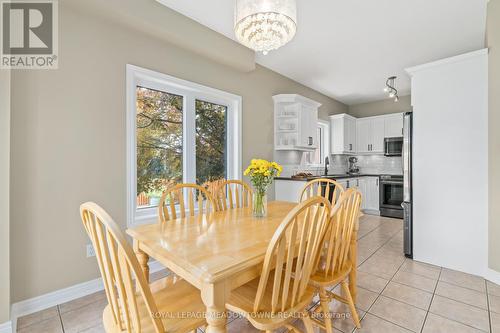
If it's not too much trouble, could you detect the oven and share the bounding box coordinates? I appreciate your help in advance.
[379,175,404,218]
[384,137,403,156]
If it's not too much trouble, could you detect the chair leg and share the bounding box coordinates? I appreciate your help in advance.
[340,281,361,329]
[302,313,315,333]
[319,288,333,333]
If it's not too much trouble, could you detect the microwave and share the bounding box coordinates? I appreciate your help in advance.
[384,137,403,156]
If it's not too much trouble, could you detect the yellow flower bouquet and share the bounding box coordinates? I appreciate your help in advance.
[244,159,283,217]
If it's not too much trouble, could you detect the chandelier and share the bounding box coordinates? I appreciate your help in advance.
[234,0,297,55]
[384,76,399,102]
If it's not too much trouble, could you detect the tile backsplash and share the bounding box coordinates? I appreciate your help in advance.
[278,154,402,177]
[355,155,403,175]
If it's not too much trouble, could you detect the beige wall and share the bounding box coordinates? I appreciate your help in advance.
[348,95,411,118]
[0,69,10,323]
[10,3,346,302]
[488,0,500,272]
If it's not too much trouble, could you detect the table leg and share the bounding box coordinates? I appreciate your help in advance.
[349,229,358,303]
[201,280,228,333]
[133,240,150,283]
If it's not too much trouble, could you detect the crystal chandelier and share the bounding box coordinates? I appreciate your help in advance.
[234,0,297,55]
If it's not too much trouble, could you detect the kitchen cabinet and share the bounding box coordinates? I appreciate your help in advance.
[364,177,380,213]
[273,94,321,151]
[384,113,404,138]
[275,179,306,203]
[356,117,385,154]
[330,114,356,155]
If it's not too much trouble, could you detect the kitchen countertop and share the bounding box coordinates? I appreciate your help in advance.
[275,174,400,181]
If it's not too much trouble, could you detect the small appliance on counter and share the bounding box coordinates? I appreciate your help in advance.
[348,157,360,175]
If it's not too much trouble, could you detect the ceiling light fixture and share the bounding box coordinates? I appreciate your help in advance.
[234,0,297,55]
[384,76,399,102]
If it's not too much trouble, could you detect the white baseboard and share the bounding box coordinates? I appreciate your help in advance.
[10,260,164,325]
[0,321,12,333]
[485,268,500,286]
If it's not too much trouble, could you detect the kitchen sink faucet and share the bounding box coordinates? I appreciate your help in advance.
[324,156,330,176]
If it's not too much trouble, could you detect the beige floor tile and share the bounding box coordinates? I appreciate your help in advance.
[490,294,500,314]
[17,306,59,329]
[329,284,376,313]
[284,317,343,333]
[369,296,426,332]
[429,295,489,332]
[392,270,437,293]
[434,281,487,310]
[356,271,388,294]
[17,317,63,333]
[79,323,105,333]
[487,281,500,297]
[491,311,500,333]
[60,297,107,333]
[382,281,433,310]
[359,256,403,280]
[59,291,106,314]
[355,287,379,312]
[354,313,412,333]
[439,268,486,293]
[150,268,170,282]
[226,317,260,333]
[327,301,366,333]
[399,260,441,280]
[422,313,484,333]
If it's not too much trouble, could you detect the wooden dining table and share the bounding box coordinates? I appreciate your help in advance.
[126,201,359,333]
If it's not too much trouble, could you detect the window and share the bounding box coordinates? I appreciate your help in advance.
[127,65,241,226]
[305,120,329,166]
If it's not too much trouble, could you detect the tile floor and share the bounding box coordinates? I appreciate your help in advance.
[16,215,500,333]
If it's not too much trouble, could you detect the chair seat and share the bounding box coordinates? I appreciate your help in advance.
[103,276,206,333]
[226,275,316,331]
[309,261,353,287]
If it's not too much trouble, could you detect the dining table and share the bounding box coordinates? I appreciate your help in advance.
[126,201,359,333]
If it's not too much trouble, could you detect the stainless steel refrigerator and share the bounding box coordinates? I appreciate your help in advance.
[402,112,413,258]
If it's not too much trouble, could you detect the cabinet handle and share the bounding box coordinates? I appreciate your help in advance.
[308,137,313,146]
[349,143,352,151]
[347,180,350,188]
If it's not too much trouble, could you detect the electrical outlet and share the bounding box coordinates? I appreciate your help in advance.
[86,244,96,258]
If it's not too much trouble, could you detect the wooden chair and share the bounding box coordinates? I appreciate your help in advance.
[225,196,332,333]
[300,178,345,205]
[158,183,217,224]
[202,178,227,198]
[214,179,253,211]
[309,188,363,333]
[80,202,206,333]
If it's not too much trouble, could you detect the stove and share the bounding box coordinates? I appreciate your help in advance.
[379,175,404,219]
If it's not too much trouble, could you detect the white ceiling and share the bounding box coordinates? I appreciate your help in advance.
[156,0,487,105]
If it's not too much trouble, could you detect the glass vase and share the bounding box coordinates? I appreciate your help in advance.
[252,191,268,218]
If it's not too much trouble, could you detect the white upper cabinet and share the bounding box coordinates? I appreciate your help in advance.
[356,116,385,154]
[384,113,404,138]
[273,94,321,151]
[330,114,356,155]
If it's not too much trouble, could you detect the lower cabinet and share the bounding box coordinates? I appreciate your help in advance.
[275,177,380,215]
[362,177,380,213]
[275,180,306,203]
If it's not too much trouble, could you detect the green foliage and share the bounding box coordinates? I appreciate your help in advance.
[136,87,227,199]
[195,100,227,185]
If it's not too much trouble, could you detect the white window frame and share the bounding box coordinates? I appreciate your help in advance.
[306,119,330,167]
[126,64,242,227]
